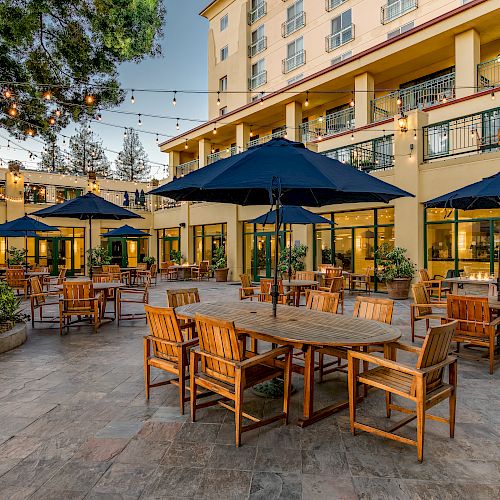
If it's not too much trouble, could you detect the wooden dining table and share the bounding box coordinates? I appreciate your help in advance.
[175,301,401,427]
[282,279,318,306]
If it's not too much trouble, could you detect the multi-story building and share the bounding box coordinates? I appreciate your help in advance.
[155,0,500,287]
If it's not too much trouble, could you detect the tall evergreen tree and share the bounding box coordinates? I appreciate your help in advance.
[38,141,68,173]
[68,125,110,177]
[115,129,150,181]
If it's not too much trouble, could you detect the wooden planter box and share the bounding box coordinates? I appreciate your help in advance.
[386,278,412,299]
[214,268,229,282]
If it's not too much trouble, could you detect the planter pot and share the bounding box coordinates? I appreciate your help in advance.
[92,266,103,274]
[386,278,412,300]
[0,322,27,354]
[214,268,229,282]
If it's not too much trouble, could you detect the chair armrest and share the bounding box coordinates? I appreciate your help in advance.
[240,286,259,292]
[419,356,457,374]
[388,342,421,354]
[348,350,423,376]
[421,279,441,286]
[190,347,238,367]
[181,338,199,349]
[144,335,182,348]
[411,302,446,309]
[238,346,291,369]
[489,316,500,327]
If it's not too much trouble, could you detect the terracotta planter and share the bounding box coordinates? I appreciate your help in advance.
[386,278,412,299]
[214,268,229,282]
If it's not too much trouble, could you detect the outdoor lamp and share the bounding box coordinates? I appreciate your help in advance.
[12,172,20,184]
[398,114,408,133]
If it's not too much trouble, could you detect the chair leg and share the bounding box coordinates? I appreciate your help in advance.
[178,350,186,415]
[190,352,197,423]
[416,377,425,463]
[318,352,324,383]
[385,391,392,418]
[234,369,244,447]
[410,314,415,343]
[282,350,292,424]
[144,339,150,399]
[348,354,358,435]
[489,336,495,375]
[449,362,457,439]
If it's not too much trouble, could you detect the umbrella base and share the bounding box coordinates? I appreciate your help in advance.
[252,378,296,399]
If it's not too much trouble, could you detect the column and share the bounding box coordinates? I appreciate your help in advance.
[455,29,480,99]
[393,109,428,271]
[285,101,303,142]
[168,150,180,181]
[236,123,250,153]
[354,72,374,128]
[179,202,191,264]
[198,138,212,168]
[225,205,241,280]
[4,165,25,255]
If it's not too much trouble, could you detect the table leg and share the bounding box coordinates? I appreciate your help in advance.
[452,283,458,294]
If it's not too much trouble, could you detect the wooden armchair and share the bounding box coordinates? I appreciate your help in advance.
[349,268,371,294]
[446,295,500,374]
[323,267,343,289]
[117,275,151,324]
[419,268,451,301]
[306,290,339,314]
[258,278,292,305]
[348,321,458,462]
[6,269,28,297]
[43,267,66,291]
[102,264,130,285]
[239,273,259,301]
[190,313,292,447]
[192,260,210,281]
[59,281,103,335]
[160,261,175,281]
[411,282,447,342]
[319,276,344,313]
[166,288,200,339]
[144,305,199,414]
[29,277,61,328]
[137,263,148,270]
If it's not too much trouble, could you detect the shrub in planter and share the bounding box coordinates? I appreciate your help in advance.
[376,243,416,299]
[170,250,183,265]
[211,247,229,282]
[278,244,308,277]
[142,256,156,269]
[0,281,29,333]
[87,246,112,269]
[7,247,27,267]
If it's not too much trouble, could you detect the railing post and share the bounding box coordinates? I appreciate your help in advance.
[455,29,480,99]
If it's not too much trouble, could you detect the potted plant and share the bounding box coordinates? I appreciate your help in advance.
[376,243,416,299]
[170,250,183,265]
[278,244,308,278]
[142,256,156,269]
[7,247,27,267]
[211,246,229,282]
[87,246,112,274]
[0,281,30,354]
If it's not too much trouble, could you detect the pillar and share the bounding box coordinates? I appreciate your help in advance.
[198,138,212,168]
[168,150,180,181]
[354,72,374,128]
[236,123,251,153]
[4,165,25,256]
[455,29,480,99]
[393,109,428,272]
[179,202,191,264]
[226,205,241,280]
[285,101,303,142]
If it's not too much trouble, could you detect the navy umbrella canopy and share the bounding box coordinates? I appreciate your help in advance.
[102,225,151,238]
[251,205,334,225]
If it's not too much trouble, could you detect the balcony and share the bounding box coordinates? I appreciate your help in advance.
[323,136,395,172]
[300,108,355,143]
[207,146,238,165]
[325,25,354,52]
[371,72,456,123]
[478,57,500,89]
[175,159,199,177]
[247,129,286,148]
[282,50,306,74]
[249,70,267,90]
[248,2,266,25]
[282,11,305,38]
[381,0,418,24]
[248,36,267,57]
[423,107,500,162]
[325,0,348,11]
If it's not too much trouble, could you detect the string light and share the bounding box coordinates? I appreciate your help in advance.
[48,116,56,125]
[156,133,159,143]
[138,114,142,126]
[124,128,128,138]
[130,90,135,104]
[396,93,402,106]
[26,128,34,136]
[349,94,355,107]
[351,133,354,141]
[442,96,447,104]
[8,107,17,117]
[176,118,180,130]
[213,123,217,135]
[43,90,52,100]
[84,94,95,105]
[55,109,61,117]
[413,129,417,141]
[217,92,220,106]
[305,91,309,107]
[96,112,102,121]
[184,139,188,149]
[4,89,12,99]
[172,91,177,107]
[492,92,495,100]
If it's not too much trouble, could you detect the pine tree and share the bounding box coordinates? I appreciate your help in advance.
[115,129,151,181]
[39,141,69,174]
[68,126,110,177]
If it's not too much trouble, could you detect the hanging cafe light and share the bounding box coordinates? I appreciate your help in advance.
[172,91,177,107]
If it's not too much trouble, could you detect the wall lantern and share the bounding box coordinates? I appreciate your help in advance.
[398,114,408,133]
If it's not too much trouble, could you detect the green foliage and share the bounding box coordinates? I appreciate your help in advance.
[68,126,110,176]
[7,247,26,266]
[142,255,155,265]
[375,243,416,282]
[211,246,227,270]
[0,0,165,138]
[170,250,183,265]
[0,281,29,325]
[87,246,111,267]
[115,129,150,181]
[278,244,308,275]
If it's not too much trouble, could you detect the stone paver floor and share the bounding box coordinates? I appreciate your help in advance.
[0,280,499,499]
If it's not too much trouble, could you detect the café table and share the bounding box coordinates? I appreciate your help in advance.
[175,301,401,427]
[282,279,318,307]
[168,264,197,281]
[121,267,138,285]
[445,277,496,294]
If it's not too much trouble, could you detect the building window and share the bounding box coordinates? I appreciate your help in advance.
[331,50,352,65]
[248,0,266,25]
[158,228,181,264]
[220,106,227,116]
[326,0,348,11]
[283,36,305,74]
[24,184,47,204]
[219,76,228,92]
[249,59,266,90]
[249,25,267,57]
[220,14,228,31]
[282,0,305,38]
[381,0,418,25]
[193,223,227,265]
[220,45,228,61]
[326,9,353,52]
[387,21,414,39]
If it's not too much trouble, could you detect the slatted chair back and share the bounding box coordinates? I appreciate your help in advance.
[412,283,432,316]
[9,265,23,269]
[166,288,200,308]
[195,313,241,385]
[419,268,431,283]
[328,276,344,293]
[412,321,457,394]
[62,281,96,313]
[6,269,25,288]
[259,278,283,302]
[239,274,255,298]
[30,277,45,306]
[306,290,339,314]
[149,263,157,278]
[102,264,121,274]
[295,271,315,281]
[137,263,148,270]
[319,264,333,273]
[446,295,492,339]
[326,267,343,279]
[198,261,210,273]
[57,267,67,284]
[145,305,184,361]
[33,266,49,273]
[353,296,394,324]
[92,274,113,283]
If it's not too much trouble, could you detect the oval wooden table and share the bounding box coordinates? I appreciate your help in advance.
[282,279,318,307]
[175,301,401,427]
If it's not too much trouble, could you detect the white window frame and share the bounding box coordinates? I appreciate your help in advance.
[220,45,228,62]
[219,76,228,92]
[220,14,228,31]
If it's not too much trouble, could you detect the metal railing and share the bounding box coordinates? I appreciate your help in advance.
[371,72,456,123]
[423,107,500,161]
[248,1,266,25]
[248,70,267,90]
[156,198,182,210]
[381,0,417,24]
[101,190,152,211]
[175,159,198,177]
[247,129,286,148]
[248,36,267,57]
[282,50,306,74]
[323,136,395,172]
[282,11,305,37]
[207,146,238,165]
[325,0,347,11]
[325,25,354,52]
[299,108,355,143]
[478,58,500,89]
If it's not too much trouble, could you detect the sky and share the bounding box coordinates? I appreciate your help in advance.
[0,0,209,180]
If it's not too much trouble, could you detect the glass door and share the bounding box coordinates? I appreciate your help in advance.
[109,239,125,266]
[253,233,271,280]
[56,238,73,275]
[126,239,139,267]
[162,237,180,262]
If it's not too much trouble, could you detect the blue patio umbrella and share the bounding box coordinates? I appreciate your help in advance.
[149,138,413,315]
[123,192,130,207]
[139,190,146,207]
[134,189,140,205]
[102,225,151,238]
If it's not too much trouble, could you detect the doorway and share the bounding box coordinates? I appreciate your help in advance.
[36,237,74,275]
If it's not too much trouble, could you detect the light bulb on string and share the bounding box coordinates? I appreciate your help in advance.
[156,134,159,143]
[491,92,495,100]
[351,133,354,141]
[217,92,220,106]
[96,112,102,121]
[55,109,61,117]
[172,91,177,107]
[130,90,135,104]
[305,91,309,107]
[442,96,447,104]
[124,128,128,138]
[396,93,402,106]
[4,89,12,99]
[184,139,188,149]
[8,107,17,117]
[85,94,95,105]
[176,118,180,130]
[48,116,56,125]
[413,129,417,141]
[213,124,217,135]
[7,140,10,148]
[43,90,52,100]
[349,94,355,107]
[138,114,142,126]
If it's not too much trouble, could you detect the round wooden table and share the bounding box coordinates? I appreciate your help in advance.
[175,301,401,426]
[282,279,318,307]
[168,265,197,281]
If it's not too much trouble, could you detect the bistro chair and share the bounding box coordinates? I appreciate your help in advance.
[59,281,103,335]
[306,290,339,314]
[144,305,199,414]
[258,278,292,305]
[410,283,447,342]
[446,295,500,374]
[29,277,61,328]
[294,271,317,303]
[160,261,175,281]
[6,269,28,297]
[117,274,150,323]
[137,262,148,270]
[419,268,451,301]
[190,313,293,447]
[102,264,130,285]
[319,276,345,313]
[166,288,200,339]
[349,268,371,294]
[192,260,210,281]
[32,266,49,273]
[43,267,67,291]
[348,321,458,462]
[239,274,259,301]
[323,266,343,289]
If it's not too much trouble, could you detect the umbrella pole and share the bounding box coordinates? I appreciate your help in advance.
[25,234,28,272]
[272,196,281,318]
[89,217,93,277]
[497,237,500,301]
[288,224,292,280]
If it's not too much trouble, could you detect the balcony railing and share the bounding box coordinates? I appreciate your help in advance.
[282,11,305,37]
[325,25,354,52]
[207,146,238,165]
[299,108,355,143]
[282,50,306,74]
[175,159,198,177]
[381,0,417,24]
[247,129,286,148]
[325,0,347,11]
[478,57,500,89]
[371,72,456,123]
[248,1,266,25]
[101,190,152,211]
[249,70,267,90]
[423,107,500,162]
[248,36,267,57]
[323,136,395,172]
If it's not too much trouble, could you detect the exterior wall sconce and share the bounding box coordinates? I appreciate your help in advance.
[179,222,186,228]
[398,114,408,133]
